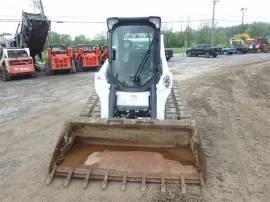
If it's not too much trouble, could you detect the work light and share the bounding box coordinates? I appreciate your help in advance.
[149,17,161,29]
[107,18,119,31]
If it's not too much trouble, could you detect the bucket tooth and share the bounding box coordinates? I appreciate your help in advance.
[140,176,146,192]
[180,176,186,193]
[161,175,166,193]
[200,173,207,194]
[121,172,127,191]
[102,170,109,190]
[46,165,57,185]
[82,168,92,189]
[63,168,73,187]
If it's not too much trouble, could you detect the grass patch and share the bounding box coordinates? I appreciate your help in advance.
[170,47,186,54]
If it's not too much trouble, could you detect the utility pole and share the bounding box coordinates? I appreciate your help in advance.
[180,22,184,47]
[241,8,247,26]
[187,18,190,48]
[240,8,247,40]
[211,0,219,47]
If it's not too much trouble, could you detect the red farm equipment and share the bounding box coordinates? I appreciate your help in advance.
[255,37,270,53]
[45,45,76,75]
[99,45,109,65]
[246,37,269,53]
[73,44,101,71]
[0,48,35,81]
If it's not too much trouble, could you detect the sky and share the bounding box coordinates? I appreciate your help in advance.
[0,0,269,38]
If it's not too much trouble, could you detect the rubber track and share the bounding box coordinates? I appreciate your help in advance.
[79,81,192,120]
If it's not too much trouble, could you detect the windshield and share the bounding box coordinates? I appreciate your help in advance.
[7,50,28,58]
[111,25,155,87]
[77,45,93,50]
[51,45,66,50]
[231,40,241,46]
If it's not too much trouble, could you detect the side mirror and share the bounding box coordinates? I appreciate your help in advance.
[111,48,116,61]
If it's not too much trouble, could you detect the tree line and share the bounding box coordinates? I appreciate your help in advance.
[1,21,270,49]
[45,32,106,48]
[162,22,270,48]
[46,21,270,48]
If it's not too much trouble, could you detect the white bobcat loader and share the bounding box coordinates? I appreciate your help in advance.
[47,17,207,193]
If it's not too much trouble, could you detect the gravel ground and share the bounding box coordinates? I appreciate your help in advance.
[0,53,269,202]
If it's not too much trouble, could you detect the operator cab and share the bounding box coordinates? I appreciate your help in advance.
[50,44,66,51]
[74,44,93,50]
[95,17,172,120]
[106,17,162,118]
[107,17,161,91]
[7,49,28,58]
[50,44,67,56]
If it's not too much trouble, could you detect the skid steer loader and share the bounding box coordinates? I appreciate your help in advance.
[45,45,76,75]
[73,44,101,71]
[47,17,207,193]
[0,48,35,81]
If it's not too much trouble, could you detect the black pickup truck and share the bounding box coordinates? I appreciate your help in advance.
[186,44,218,58]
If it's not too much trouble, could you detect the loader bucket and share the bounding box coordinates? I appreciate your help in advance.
[47,118,207,193]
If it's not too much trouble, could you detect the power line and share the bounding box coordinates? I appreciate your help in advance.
[0,18,247,24]
[163,19,246,23]
[0,14,269,19]
[0,19,105,23]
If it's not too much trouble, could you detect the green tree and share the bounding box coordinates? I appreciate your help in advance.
[92,32,107,45]
[245,22,270,37]
[41,21,270,51]
[72,35,91,46]
[214,27,229,46]
[195,24,211,45]
[184,26,195,47]
[47,31,72,47]
[0,33,12,37]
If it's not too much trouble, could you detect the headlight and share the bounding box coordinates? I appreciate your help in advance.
[163,75,171,88]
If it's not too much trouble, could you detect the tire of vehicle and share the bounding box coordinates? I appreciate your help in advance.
[187,51,192,57]
[236,49,242,54]
[1,66,11,81]
[223,51,228,55]
[212,53,217,58]
[101,58,105,65]
[70,59,77,73]
[35,65,40,72]
[45,59,53,75]
[31,72,36,78]
[75,59,83,72]
[204,52,210,58]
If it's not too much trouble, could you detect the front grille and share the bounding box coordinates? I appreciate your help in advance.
[84,56,97,66]
[54,58,69,68]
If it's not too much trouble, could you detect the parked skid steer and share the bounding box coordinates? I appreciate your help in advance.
[73,44,100,71]
[100,45,109,64]
[45,45,76,75]
[0,48,35,81]
[47,17,207,193]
